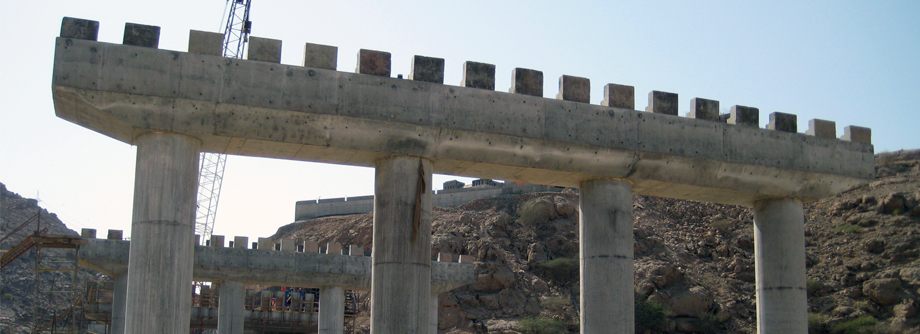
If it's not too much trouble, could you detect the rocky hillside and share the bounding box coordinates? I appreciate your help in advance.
[0,183,83,333]
[273,149,920,334]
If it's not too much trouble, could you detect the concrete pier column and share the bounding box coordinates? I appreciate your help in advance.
[111,274,127,334]
[124,132,200,333]
[218,281,245,334]
[429,292,439,334]
[578,179,634,334]
[371,156,432,333]
[319,286,344,334]
[753,198,807,334]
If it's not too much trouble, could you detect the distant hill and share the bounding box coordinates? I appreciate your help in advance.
[1,183,81,333]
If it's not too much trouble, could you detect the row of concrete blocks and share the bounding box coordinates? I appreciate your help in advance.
[58,17,872,145]
[82,228,124,240]
[79,228,473,263]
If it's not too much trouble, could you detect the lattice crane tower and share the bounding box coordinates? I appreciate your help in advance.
[195,0,253,244]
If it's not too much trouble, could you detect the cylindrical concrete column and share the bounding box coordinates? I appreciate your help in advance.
[319,286,345,334]
[371,156,432,333]
[579,179,634,334]
[429,292,439,334]
[111,274,128,334]
[218,281,245,334]
[124,132,200,333]
[753,198,806,334]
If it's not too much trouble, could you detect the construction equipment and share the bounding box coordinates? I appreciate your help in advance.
[194,0,253,244]
[0,212,42,270]
[1,211,86,333]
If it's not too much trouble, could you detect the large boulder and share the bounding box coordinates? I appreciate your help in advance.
[471,264,517,293]
[876,193,907,214]
[900,268,920,286]
[862,278,902,305]
[553,196,578,217]
[666,286,714,317]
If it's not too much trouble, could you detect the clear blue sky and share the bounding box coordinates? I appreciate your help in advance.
[1,0,918,240]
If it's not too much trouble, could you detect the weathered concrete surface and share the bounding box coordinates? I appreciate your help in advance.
[579,179,634,334]
[319,286,344,334]
[51,36,873,207]
[753,198,807,334]
[371,156,432,333]
[125,133,199,333]
[77,238,473,292]
[217,281,245,334]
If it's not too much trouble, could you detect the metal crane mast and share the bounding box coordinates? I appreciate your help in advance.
[195,0,253,244]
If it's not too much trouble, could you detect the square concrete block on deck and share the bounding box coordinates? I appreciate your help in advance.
[303,43,338,70]
[107,230,123,240]
[81,228,96,238]
[557,75,590,103]
[326,242,343,255]
[768,112,798,133]
[123,23,160,48]
[601,83,635,109]
[303,240,319,253]
[689,98,720,121]
[462,61,495,90]
[409,55,445,84]
[210,235,225,247]
[510,68,543,97]
[248,37,282,63]
[646,91,678,115]
[233,236,248,249]
[459,255,474,263]
[349,244,364,256]
[729,105,759,127]
[842,126,872,144]
[257,237,273,250]
[188,30,223,56]
[806,119,836,138]
[280,238,296,251]
[60,17,99,41]
[438,253,454,262]
[356,49,391,77]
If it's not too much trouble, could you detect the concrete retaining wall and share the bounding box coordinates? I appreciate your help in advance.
[295,183,564,221]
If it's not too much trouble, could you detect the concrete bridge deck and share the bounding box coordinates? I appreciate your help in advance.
[77,238,474,293]
[52,20,873,207]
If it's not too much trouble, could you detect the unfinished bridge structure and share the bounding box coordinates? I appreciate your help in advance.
[51,17,874,334]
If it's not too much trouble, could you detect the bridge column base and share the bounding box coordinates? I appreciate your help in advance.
[371,156,432,333]
[319,286,345,334]
[579,179,634,334]
[125,132,199,332]
[754,198,807,334]
[218,281,245,334]
[111,274,127,334]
